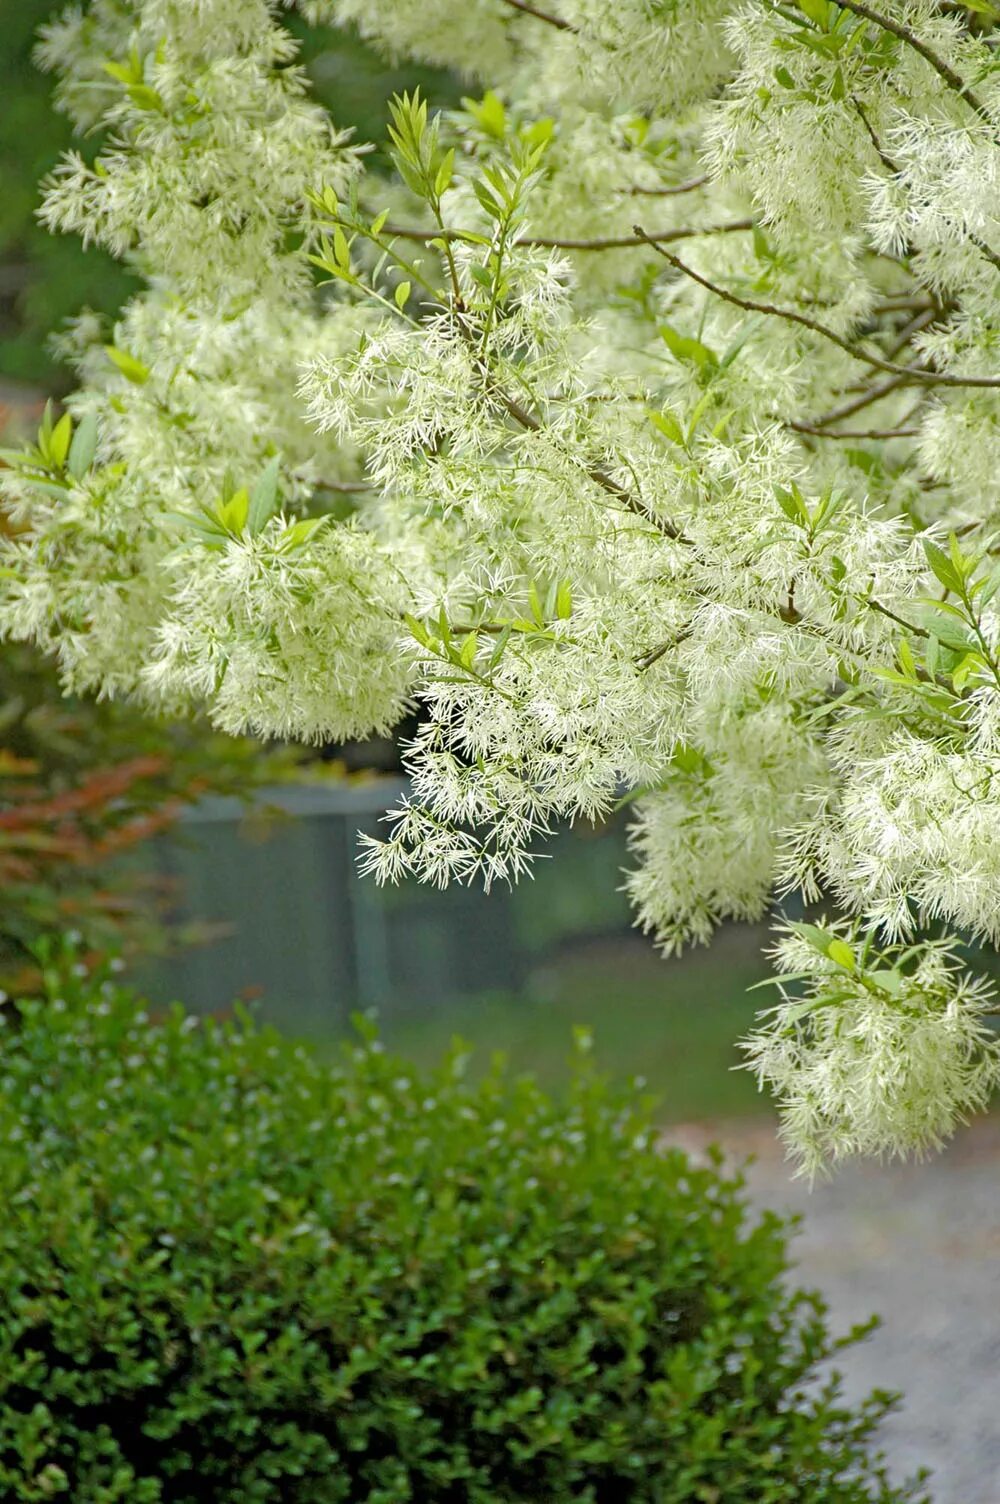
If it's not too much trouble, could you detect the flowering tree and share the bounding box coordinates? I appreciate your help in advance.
[4,0,1000,1172]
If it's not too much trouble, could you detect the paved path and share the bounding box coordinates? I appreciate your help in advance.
[664,1117,1000,1504]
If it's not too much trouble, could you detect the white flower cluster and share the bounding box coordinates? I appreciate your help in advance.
[744,922,1000,1178]
[6,0,1000,1166]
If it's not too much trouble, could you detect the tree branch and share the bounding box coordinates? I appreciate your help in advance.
[635,229,1000,388]
[380,219,752,252]
[499,0,576,31]
[809,371,916,426]
[787,420,919,440]
[495,388,689,542]
[628,174,710,198]
[866,595,931,638]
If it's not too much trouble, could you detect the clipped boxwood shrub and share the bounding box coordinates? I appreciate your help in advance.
[0,965,926,1504]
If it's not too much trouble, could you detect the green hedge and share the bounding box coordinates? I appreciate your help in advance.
[0,962,927,1502]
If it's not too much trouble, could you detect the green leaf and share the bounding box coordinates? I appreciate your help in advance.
[555,581,573,620]
[126,82,165,113]
[785,920,834,955]
[218,488,250,535]
[910,604,975,653]
[459,632,478,669]
[404,613,432,649]
[924,630,939,677]
[67,413,99,480]
[472,180,504,221]
[487,622,512,669]
[47,413,73,470]
[20,478,70,501]
[951,651,984,694]
[896,636,916,680]
[464,90,506,140]
[0,447,35,470]
[278,516,328,553]
[247,456,281,537]
[102,59,137,85]
[774,484,808,524]
[527,580,545,628]
[922,538,963,594]
[105,346,150,385]
[434,148,456,198]
[774,65,797,88]
[826,938,855,972]
[658,324,718,372]
[333,225,351,271]
[868,967,905,997]
[649,409,684,446]
[796,0,831,27]
[394,280,412,311]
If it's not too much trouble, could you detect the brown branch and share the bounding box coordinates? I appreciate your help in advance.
[635,229,1000,388]
[884,305,940,360]
[852,94,899,175]
[380,219,752,252]
[873,295,935,314]
[317,480,373,494]
[787,420,919,439]
[866,595,931,638]
[635,625,694,671]
[628,174,710,198]
[836,0,994,131]
[809,371,916,426]
[499,0,576,31]
[496,389,689,542]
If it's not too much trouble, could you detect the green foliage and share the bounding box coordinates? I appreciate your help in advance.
[0,963,926,1503]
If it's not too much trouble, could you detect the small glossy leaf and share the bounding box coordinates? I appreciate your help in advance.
[67,413,99,480]
[247,456,281,536]
[105,346,151,385]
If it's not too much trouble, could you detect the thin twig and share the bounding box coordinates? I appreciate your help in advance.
[496,388,689,542]
[635,625,694,671]
[635,229,1000,388]
[499,0,576,31]
[866,596,931,638]
[873,295,935,314]
[809,371,915,426]
[787,420,919,440]
[885,305,939,360]
[628,174,710,198]
[380,219,752,252]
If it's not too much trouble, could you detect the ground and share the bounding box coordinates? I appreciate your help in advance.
[665,1116,1000,1504]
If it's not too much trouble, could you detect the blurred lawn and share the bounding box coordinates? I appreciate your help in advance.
[379,927,775,1123]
